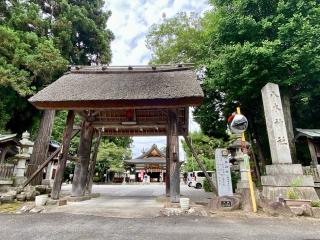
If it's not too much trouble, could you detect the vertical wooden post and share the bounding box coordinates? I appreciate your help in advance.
[51,111,75,200]
[72,121,94,197]
[0,147,9,163]
[165,133,170,197]
[308,139,318,167]
[86,131,101,194]
[26,110,55,185]
[168,109,180,203]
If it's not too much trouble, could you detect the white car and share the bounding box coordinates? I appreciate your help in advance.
[189,171,216,189]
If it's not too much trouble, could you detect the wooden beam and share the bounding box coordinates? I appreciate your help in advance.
[51,111,75,200]
[92,124,167,129]
[22,130,80,188]
[72,121,94,197]
[86,131,102,194]
[183,135,218,195]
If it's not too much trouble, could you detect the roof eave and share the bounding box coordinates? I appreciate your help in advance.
[29,97,204,110]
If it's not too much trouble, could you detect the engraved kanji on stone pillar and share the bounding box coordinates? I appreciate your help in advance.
[261,83,292,164]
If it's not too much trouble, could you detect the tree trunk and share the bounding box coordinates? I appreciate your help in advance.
[168,109,180,202]
[183,135,218,195]
[71,121,94,197]
[248,131,261,182]
[51,111,75,200]
[86,131,101,194]
[250,122,267,174]
[26,110,55,185]
[281,92,297,163]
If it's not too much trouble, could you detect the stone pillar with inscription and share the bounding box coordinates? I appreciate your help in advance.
[261,83,318,201]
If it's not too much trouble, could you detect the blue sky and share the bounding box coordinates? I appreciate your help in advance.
[104,0,211,158]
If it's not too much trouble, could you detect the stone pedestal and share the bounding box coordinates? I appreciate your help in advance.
[14,155,28,186]
[262,164,318,201]
[261,83,318,201]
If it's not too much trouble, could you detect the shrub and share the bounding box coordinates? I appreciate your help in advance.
[287,188,300,200]
[93,176,101,182]
[203,178,212,192]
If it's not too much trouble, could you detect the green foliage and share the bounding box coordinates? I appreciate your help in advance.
[51,111,82,154]
[287,188,300,200]
[147,0,320,166]
[0,0,113,136]
[203,178,212,192]
[96,141,132,174]
[146,12,207,64]
[181,131,226,172]
[33,0,114,64]
[231,171,240,193]
[287,177,303,200]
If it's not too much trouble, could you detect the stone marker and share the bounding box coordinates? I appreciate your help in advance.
[215,148,233,196]
[261,83,292,164]
[261,83,318,201]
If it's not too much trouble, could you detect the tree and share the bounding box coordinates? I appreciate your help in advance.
[181,132,226,172]
[146,12,207,64]
[0,0,114,184]
[0,2,67,134]
[146,1,320,169]
[96,141,132,181]
[32,0,114,64]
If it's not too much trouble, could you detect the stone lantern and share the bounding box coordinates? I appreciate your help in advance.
[14,131,34,186]
[228,137,250,190]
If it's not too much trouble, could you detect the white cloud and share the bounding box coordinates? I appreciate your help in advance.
[104,0,209,157]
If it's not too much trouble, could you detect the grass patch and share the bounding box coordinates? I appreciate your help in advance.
[0,202,23,213]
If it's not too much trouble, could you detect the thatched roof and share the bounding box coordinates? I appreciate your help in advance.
[29,65,204,109]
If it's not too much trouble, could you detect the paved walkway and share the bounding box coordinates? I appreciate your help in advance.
[46,183,213,218]
[1,213,320,240]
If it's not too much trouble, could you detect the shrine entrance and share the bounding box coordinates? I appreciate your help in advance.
[27,65,204,203]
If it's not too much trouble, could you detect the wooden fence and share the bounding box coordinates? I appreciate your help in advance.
[0,164,15,179]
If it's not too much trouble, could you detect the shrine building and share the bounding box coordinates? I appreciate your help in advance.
[125,144,166,182]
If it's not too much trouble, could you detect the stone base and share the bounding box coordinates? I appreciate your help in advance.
[41,179,54,187]
[237,181,249,189]
[0,180,13,192]
[266,164,303,175]
[262,164,319,201]
[13,177,27,186]
[66,195,91,202]
[262,186,318,201]
[208,196,240,211]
